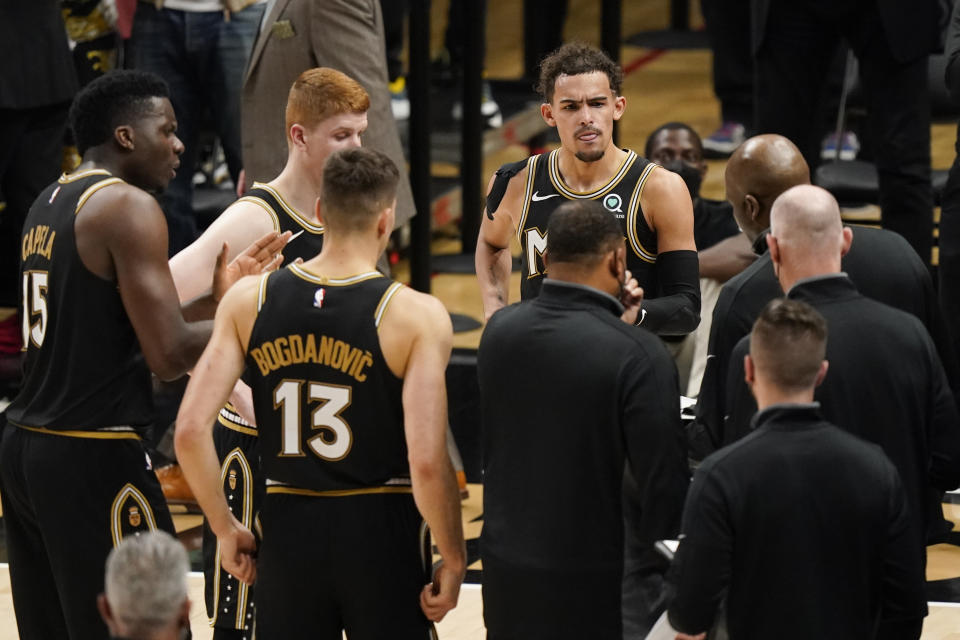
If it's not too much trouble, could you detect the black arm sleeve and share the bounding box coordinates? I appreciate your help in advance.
[485,159,527,219]
[637,249,701,336]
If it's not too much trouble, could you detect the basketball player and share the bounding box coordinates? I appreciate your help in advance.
[176,148,466,639]
[169,67,369,639]
[476,42,700,335]
[0,70,284,640]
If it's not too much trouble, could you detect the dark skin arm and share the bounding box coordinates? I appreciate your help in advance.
[75,184,213,380]
[698,232,755,282]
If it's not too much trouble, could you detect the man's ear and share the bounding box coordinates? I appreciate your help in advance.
[744,193,760,223]
[814,360,829,388]
[541,102,556,128]
[767,234,781,267]
[115,125,135,151]
[542,248,550,270]
[97,594,118,633]
[840,226,853,257]
[289,123,307,150]
[610,245,626,280]
[612,95,626,121]
[744,353,756,388]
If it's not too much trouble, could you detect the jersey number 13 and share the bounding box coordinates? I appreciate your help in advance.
[274,380,353,461]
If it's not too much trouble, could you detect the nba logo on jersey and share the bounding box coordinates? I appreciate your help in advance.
[314,288,326,309]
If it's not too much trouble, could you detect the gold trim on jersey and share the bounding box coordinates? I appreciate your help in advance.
[265,485,414,497]
[256,272,271,312]
[234,195,281,232]
[210,447,254,629]
[375,282,404,330]
[110,483,158,548]
[514,154,540,245]
[58,168,111,184]
[75,177,124,215]
[217,412,259,437]
[252,182,324,234]
[547,149,637,198]
[626,163,659,263]
[9,421,142,440]
[288,264,382,286]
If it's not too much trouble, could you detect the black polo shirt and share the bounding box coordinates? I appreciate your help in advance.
[478,279,690,571]
[669,403,926,639]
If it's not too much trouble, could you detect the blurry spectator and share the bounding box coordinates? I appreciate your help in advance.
[700,0,751,157]
[754,0,939,263]
[0,0,78,389]
[243,0,415,235]
[126,0,265,255]
[98,531,192,640]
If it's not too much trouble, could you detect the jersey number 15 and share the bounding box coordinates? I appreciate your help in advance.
[21,271,48,348]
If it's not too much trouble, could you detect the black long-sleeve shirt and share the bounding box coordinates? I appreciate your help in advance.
[478,280,690,572]
[724,275,960,543]
[669,404,926,639]
[693,225,953,453]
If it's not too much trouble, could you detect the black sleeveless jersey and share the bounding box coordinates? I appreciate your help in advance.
[217,182,327,435]
[239,181,325,267]
[6,169,152,433]
[243,264,409,495]
[516,149,660,299]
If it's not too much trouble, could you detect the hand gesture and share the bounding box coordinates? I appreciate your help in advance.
[619,269,645,325]
[420,560,465,622]
[212,230,291,301]
[219,519,258,586]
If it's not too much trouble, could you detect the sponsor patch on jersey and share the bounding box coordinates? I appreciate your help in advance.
[603,193,623,213]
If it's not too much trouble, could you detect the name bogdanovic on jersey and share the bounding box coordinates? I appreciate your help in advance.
[243,264,410,494]
[248,333,374,383]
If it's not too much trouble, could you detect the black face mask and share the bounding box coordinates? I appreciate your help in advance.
[663,160,702,200]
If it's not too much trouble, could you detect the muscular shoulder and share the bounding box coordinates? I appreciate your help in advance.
[76,181,163,238]
[390,286,452,337]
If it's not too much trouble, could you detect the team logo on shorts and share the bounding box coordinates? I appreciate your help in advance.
[228,469,238,491]
[602,193,623,213]
[128,506,141,528]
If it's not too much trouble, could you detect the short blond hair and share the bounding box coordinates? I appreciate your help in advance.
[285,68,370,142]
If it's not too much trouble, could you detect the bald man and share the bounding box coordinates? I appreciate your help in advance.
[721,190,960,632]
[690,135,948,455]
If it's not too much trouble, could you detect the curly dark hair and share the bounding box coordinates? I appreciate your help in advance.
[69,70,170,155]
[535,42,623,103]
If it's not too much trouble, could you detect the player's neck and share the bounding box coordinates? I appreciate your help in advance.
[555,145,627,192]
[269,159,323,223]
[75,153,123,180]
[753,382,816,412]
[300,236,381,279]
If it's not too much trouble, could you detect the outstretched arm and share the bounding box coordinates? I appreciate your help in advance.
[175,276,262,584]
